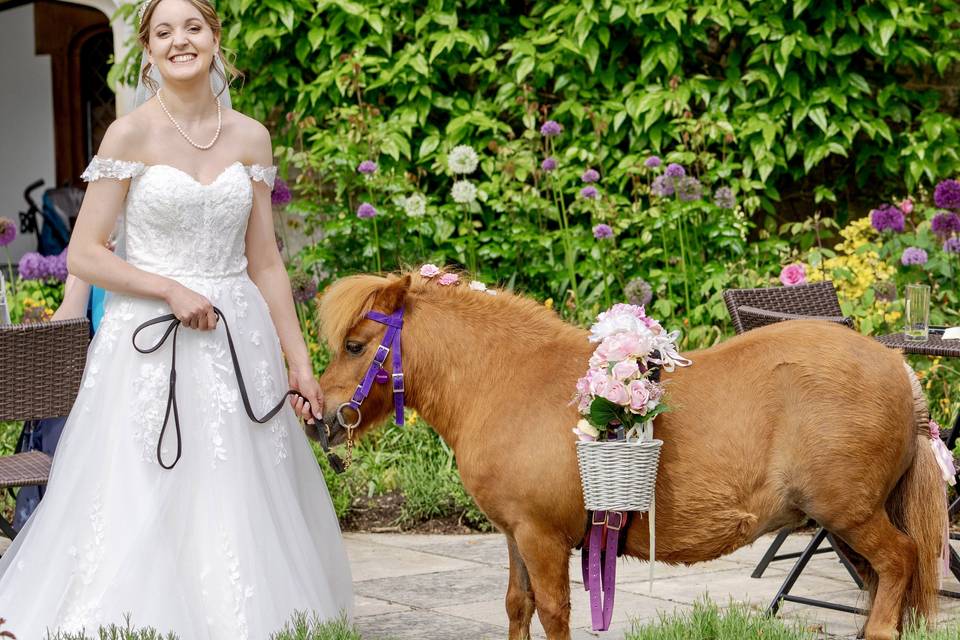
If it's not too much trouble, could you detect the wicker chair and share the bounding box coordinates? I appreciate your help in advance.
[0,318,89,546]
[723,282,868,616]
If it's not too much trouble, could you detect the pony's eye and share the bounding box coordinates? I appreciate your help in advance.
[345,341,364,355]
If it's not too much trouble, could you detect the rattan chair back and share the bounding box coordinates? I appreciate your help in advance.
[723,281,852,335]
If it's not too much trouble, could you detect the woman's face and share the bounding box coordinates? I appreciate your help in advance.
[146,0,218,86]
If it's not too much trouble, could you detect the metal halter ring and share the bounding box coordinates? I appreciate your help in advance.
[335,402,362,431]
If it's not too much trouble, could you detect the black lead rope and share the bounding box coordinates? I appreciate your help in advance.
[131,306,344,473]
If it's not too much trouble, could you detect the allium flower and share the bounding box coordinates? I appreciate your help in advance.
[931,211,960,238]
[944,237,960,254]
[644,156,662,169]
[676,176,703,202]
[0,218,16,247]
[400,193,427,218]
[664,163,685,178]
[290,271,319,303]
[581,168,600,183]
[870,204,905,233]
[900,247,928,266]
[580,186,599,199]
[779,263,806,286]
[438,272,460,286]
[357,160,378,175]
[540,120,563,137]
[592,224,613,239]
[447,145,479,175]
[625,277,653,307]
[899,199,914,215]
[451,180,478,204]
[270,178,292,207]
[934,179,960,209]
[17,253,45,280]
[420,264,441,278]
[650,175,674,197]
[713,186,736,209]
[48,250,68,282]
[541,157,557,172]
[356,202,378,219]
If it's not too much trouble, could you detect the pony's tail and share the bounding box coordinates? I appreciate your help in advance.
[889,364,948,625]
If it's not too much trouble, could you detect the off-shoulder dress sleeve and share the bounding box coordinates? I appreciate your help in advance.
[246,164,277,190]
[80,156,146,182]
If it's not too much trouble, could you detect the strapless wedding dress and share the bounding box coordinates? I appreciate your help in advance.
[0,157,353,639]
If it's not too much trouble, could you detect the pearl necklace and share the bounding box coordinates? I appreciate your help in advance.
[156,88,222,150]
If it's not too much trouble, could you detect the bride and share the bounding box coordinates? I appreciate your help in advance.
[0,0,353,637]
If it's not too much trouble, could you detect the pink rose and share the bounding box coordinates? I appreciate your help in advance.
[438,273,460,286]
[420,264,441,278]
[627,380,651,413]
[600,380,629,406]
[611,359,640,381]
[779,263,806,287]
[900,199,914,215]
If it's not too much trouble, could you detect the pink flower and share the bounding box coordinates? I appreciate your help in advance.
[420,264,441,278]
[779,263,806,287]
[899,198,914,215]
[597,333,653,363]
[438,273,460,286]
[600,380,629,406]
[627,380,651,413]
[611,359,640,381]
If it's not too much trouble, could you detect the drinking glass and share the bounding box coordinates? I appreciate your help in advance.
[904,283,930,341]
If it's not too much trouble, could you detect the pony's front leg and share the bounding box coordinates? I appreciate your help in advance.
[505,535,535,640]
[513,525,572,640]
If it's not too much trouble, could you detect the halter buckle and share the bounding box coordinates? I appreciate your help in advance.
[374,343,391,366]
[392,372,405,394]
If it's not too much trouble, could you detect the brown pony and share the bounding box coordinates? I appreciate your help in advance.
[316,270,947,640]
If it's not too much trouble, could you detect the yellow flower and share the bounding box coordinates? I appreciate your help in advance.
[544,298,554,309]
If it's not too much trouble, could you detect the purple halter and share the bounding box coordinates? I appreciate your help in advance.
[335,307,405,431]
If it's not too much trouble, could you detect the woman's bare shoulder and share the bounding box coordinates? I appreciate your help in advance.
[225,109,272,163]
[98,103,158,161]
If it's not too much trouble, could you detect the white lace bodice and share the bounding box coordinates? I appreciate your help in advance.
[81,156,277,278]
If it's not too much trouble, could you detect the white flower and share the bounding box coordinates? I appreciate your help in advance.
[451,180,478,204]
[400,193,427,218]
[469,280,487,292]
[447,145,479,175]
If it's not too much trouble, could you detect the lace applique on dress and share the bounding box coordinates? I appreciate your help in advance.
[245,164,277,189]
[80,156,146,182]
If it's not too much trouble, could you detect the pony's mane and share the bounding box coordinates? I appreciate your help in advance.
[318,268,580,353]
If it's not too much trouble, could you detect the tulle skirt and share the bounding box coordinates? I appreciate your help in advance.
[0,272,353,639]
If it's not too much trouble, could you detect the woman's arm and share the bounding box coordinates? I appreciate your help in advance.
[244,123,323,425]
[51,274,91,321]
[67,119,219,331]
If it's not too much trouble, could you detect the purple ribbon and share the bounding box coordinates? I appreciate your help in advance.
[347,307,405,427]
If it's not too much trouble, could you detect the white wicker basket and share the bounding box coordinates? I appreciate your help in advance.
[576,439,662,512]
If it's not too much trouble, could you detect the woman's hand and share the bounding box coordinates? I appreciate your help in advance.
[288,366,323,425]
[164,282,218,330]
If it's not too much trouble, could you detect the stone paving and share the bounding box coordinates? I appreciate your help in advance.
[346,531,960,639]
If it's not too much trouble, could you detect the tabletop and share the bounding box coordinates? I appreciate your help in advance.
[875,333,960,358]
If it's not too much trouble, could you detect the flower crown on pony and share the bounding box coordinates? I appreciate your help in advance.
[418,264,497,295]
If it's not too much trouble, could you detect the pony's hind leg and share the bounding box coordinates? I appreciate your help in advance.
[834,511,917,640]
[512,524,572,640]
[505,535,536,640]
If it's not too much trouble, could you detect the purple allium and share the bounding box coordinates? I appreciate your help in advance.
[357,160,378,175]
[713,186,736,209]
[356,202,378,219]
[644,156,662,169]
[592,223,614,239]
[17,252,45,280]
[541,157,557,172]
[900,247,928,266]
[944,237,960,253]
[271,178,292,207]
[580,186,599,199]
[676,176,703,202]
[870,204,905,233]
[290,271,319,304]
[934,179,960,209]
[48,251,68,282]
[581,168,600,183]
[664,163,685,178]
[625,277,653,307]
[0,218,16,247]
[651,175,675,197]
[540,120,563,137]
[931,211,960,238]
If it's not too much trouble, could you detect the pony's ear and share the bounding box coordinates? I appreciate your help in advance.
[375,274,411,313]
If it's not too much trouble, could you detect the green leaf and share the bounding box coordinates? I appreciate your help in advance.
[833,34,861,56]
[879,19,896,47]
[589,397,621,428]
[515,57,535,83]
[307,26,324,51]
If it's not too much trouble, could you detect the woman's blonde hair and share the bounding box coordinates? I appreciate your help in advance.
[137,0,242,99]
